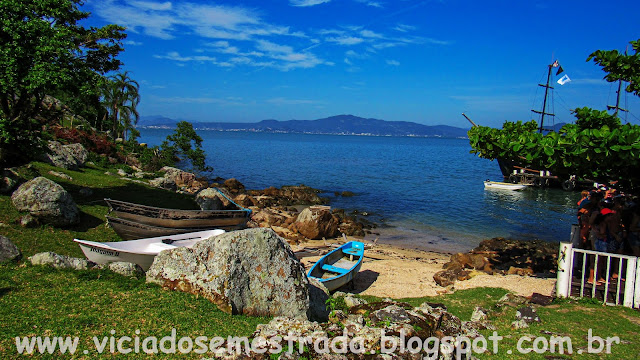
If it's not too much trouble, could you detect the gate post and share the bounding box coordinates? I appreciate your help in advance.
[623,257,637,307]
[556,242,573,298]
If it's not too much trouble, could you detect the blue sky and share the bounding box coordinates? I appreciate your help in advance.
[84,0,640,128]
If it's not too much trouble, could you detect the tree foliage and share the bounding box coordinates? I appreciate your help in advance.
[587,39,640,96]
[101,71,140,140]
[0,0,125,165]
[160,121,211,172]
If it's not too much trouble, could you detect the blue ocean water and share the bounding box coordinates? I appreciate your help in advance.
[139,129,579,252]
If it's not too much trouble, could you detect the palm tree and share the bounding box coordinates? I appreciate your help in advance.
[100,71,140,140]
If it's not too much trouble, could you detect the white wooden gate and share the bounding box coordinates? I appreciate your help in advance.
[556,241,640,308]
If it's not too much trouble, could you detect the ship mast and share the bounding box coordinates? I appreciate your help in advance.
[531,62,555,133]
[606,47,629,119]
[607,79,628,117]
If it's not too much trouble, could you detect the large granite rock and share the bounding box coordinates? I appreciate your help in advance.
[102,261,145,278]
[146,228,310,318]
[196,188,233,210]
[307,278,330,322]
[1,169,20,194]
[42,141,88,170]
[293,206,339,239]
[11,177,79,227]
[29,252,93,270]
[148,176,177,191]
[223,178,245,193]
[151,166,206,193]
[0,236,21,262]
[243,298,485,358]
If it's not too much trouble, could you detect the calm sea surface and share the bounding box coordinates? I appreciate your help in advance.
[139,129,579,253]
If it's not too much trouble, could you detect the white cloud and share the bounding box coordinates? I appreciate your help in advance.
[91,0,444,72]
[151,96,244,105]
[326,36,365,46]
[386,59,400,66]
[256,40,294,54]
[318,29,346,36]
[371,42,405,50]
[153,52,217,62]
[93,1,303,41]
[424,37,452,46]
[130,1,172,11]
[393,24,417,33]
[267,97,322,105]
[345,50,369,59]
[289,0,331,7]
[255,40,325,70]
[124,40,143,46]
[360,30,383,39]
[354,0,383,8]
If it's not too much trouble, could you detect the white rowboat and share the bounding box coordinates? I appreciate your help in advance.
[484,180,529,191]
[74,229,225,271]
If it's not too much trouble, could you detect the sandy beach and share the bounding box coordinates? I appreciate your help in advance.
[296,240,557,299]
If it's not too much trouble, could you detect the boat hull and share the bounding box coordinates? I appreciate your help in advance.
[484,181,528,190]
[106,216,220,240]
[497,158,517,178]
[105,195,251,227]
[74,229,225,270]
[308,241,364,292]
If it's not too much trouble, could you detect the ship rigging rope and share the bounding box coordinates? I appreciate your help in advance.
[554,91,572,111]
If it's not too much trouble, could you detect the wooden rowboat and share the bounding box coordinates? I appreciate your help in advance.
[105,216,221,240]
[484,180,529,191]
[105,195,251,228]
[74,229,225,271]
[104,192,251,239]
[307,241,364,291]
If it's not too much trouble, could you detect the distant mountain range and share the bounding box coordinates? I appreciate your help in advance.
[137,114,470,138]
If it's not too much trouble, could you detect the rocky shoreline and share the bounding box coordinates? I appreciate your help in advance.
[139,165,378,243]
[0,143,565,360]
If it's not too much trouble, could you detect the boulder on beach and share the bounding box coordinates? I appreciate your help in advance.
[307,278,330,322]
[293,206,339,239]
[41,141,88,170]
[148,176,177,191]
[248,185,327,208]
[223,178,245,193]
[233,193,258,208]
[195,187,233,210]
[246,298,491,358]
[11,177,79,227]
[29,252,92,270]
[151,166,206,193]
[0,236,21,262]
[1,169,21,194]
[146,228,311,319]
[434,237,558,287]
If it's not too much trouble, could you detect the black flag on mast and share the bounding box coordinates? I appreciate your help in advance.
[556,65,564,76]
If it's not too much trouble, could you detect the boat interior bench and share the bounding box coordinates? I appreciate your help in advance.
[343,248,361,256]
[322,264,349,274]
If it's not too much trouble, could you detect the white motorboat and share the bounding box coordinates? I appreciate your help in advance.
[74,229,225,271]
[484,180,529,191]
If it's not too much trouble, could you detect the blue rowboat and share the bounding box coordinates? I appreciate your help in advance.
[308,241,364,291]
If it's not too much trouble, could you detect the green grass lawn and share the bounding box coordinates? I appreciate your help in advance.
[1,161,199,258]
[0,263,269,359]
[1,162,639,359]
